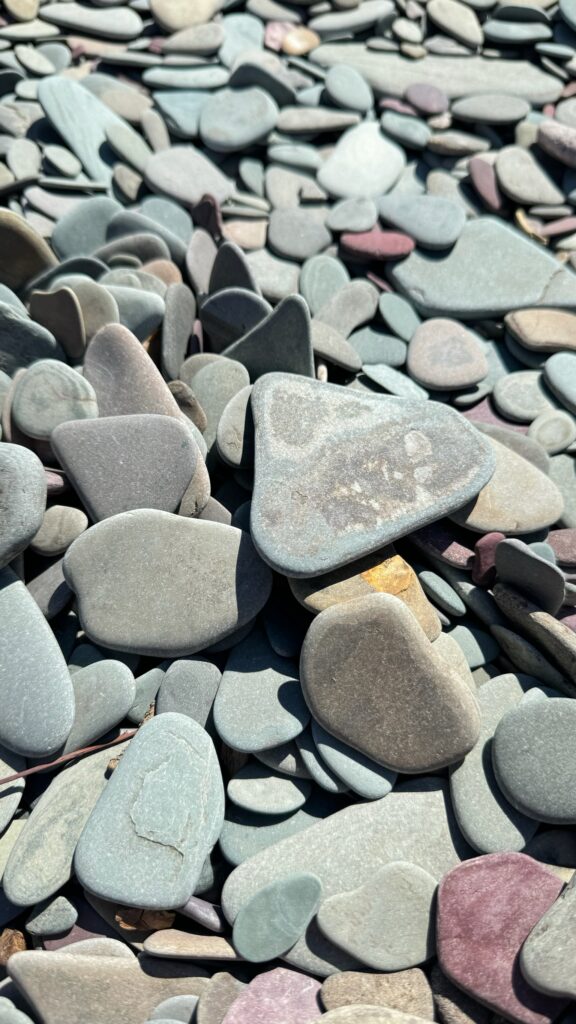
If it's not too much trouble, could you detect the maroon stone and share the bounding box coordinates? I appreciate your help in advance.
[463,397,528,433]
[404,82,449,115]
[177,896,227,933]
[548,529,576,568]
[410,518,475,569]
[437,853,567,1024]
[221,967,322,1024]
[379,98,418,117]
[539,216,576,238]
[472,532,506,587]
[340,228,415,261]
[468,157,505,214]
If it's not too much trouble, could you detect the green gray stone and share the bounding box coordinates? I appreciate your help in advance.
[12,360,98,440]
[0,443,46,569]
[26,895,77,937]
[228,762,312,816]
[232,873,322,962]
[379,194,465,250]
[62,660,135,754]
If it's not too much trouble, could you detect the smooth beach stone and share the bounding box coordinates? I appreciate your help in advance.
[493,371,557,424]
[380,111,431,151]
[190,359,250,454]
[200,88,278,152]
[105,285,164,342]
[451,436,564,534]
[223,295,314,382]
[0,443,45,568]
[325,66,373,113]
[0,209,56,292]
[312,47,562,104]
[407,320,487,391]
[29,287,86,361]
[228,763,312,815]
[210,242,257,296]
[64,511,272,657]
[67,280,120,345]
[427,0,482,45]
[12,360,98,440]
[290,548,440,641]
[150,995,200,1021]
[326,198,378,233]
[505,310,576,354]
[493,699,576,824]
[296,728,349,795]
[216,387,254,469]
[495,147,563,207]
[378,294,420,343]
[359,364,428,399]
[41,2,142,37]
[62,659,135,754]
[156,657,221,730]
[529,411,576,455]
[311,720,396,800]
[549,527,576,567]
[491,626,566,688]
[317,861,437,971]
[197,972,245,1024]
[0,568,74,759]
[390,217,576,319]
[299,255,349,318]
[436,853,566,1024]
[449,675,540,854]
[214,627,308,753]
[75,714,223,910]
[447,623,499,669]
[144,146,233,207]
[277,107,360,135]
[473,423,549,475]
[520,873,576,999]
[128,664,169,725]
[268,208,331,262]
[378,195,465,251]
[152,91,210,140]
[340,228,414,262]
[220,967,321,1024]
[52,415,198,522]
[538,121,576,169]
[222,778,471,976]
[161,284,195,381]
[310,323,362,373]
[83,324,183,420]
[26,895,77,937]
[0,305,64,376]
[232,873,322,962]
[544,352,576,415]
[250,373,494,577]
[451,94,529,124]
[3,744,125,907]
[301,593,480,773]
[315,281,379,338]
[349,328,407,368]
[418,570,466,618]
[0,744,24,834]
[318,123,405,200]
[31,505,87,557]
[321,971,434,1017]
[495,539,565,615]
[51,198,121,260]
[143,929,237,962]
[245,249,300,304]
[7,952,209,1024]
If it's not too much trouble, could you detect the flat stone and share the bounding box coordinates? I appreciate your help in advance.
[340,229,414,261]
[528,410,576,454]
[299,255,349,318]
[12,360,97,440]
[26,896,77,937]
[296,728,348,795]
[316,280,380,337]
[449,674,540,854]
[245,249,300,304]
[228,762,311,815]
[361,364,428,400]
[436,853,567,1024]
[325,65,373,112]
[390,218,576,319]
[496,146,563,207]
[250,373,494,577]
[52,414,198,522]
[452,94,530,124]
[144,146,233,207]
[317,861,437,971]
[493,370,558,424]
[200,88,278,152]
[222,778,472,976]
[216,387,254,469]
[190,359,250,455]
[326,198,378,233]
[63,659,135,754]
[38,77,125,181]
[0,443,45,568]
[495,539,566,615]
[549,528,576,567]
[75,714,223,909]
[321,970,434,1017]
[301,593,480,772]
[451,436,564,534]
[544,351,576,415]
[505,309,576,353]
[28,287,86,361]
[0,568,74,758]
[268,208,331,262]
[144,931,238,961]
[381,111,431,150]
[232,874,322,962]
[348,327,407,367]
[520,872,576,999]
[220,967,322,1024]
[220,792,339,867]
[493,698,576,824]
[318,1011,435,1024]
[41,2,142,37]
[277,106,360,135]
[214,627,308,752]
[379,195,465,250]
[222,295,314,381]
[64,511,271,657]
[83,324,183,420]
[3,744,126,907]
[156,657,221,731]
[51,197,121,259]
[7,951,208,1024]
[197,972,245,1024]
[150,995,200,1021]
[0,209,56,292]
[538,121,576,169]
[0,304,64,376]
[310,322,362,373]
[31,505,87,557]
[318,123,405,200]
[407,320,488,390]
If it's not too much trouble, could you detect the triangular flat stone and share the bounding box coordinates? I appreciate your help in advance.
[37,77,124,181]
[51,414,199,521]
[222,296,315,381]
[249,373,495,577]
[210,241,259,295]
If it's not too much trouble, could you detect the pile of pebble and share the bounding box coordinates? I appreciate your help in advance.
[2,0,576,1020]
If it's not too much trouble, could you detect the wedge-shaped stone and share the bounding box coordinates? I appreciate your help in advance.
[75,714,224,909]
[63,511,272,657]
[222,296,314,381]
[250,374,494,577]
[521,872,576,999]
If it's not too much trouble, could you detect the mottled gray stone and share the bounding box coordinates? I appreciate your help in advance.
[318,122,405,199]
[233,873,322,962]
[222,295,314,382]
[156,657,221,731]
[321,970,434,1017]
[268,208,331,262]
[26,895,77,937]
[75,713,224,909]
[379,194,465,250]
[228,762,311,816]
[144,146,233,207]
[200,87,277,151]
[250,373,495,577]
[12,360,97,440]
[62,660,135,754]
[64,511,272,657]
[190,359,250,455]
[0,443,45,568]
[37,77,125,181]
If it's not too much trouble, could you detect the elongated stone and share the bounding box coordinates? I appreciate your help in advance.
[232,874,322,962]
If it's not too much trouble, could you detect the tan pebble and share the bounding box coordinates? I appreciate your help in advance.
[281,26,320,55]
[222,218,268,250]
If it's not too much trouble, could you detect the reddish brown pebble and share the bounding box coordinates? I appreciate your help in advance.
[472,532,506,587]
[548,529,576,568]
[405,82,449,115]
[468,157,505,213]
[410,519,475,569]
[340,228,415,261]
[0,928,26,965]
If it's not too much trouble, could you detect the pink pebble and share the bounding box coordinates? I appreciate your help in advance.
[340,228,415,261]
[472,532,506,587]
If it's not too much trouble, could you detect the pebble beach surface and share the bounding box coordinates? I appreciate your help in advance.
[1,0,576,1022]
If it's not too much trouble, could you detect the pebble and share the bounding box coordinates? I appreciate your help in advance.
[379,195,466,250]
[0,443,45,568]
[318,123,405,199]
[321,970,434,1017]
[520,872,576,999]
[220,967,322,1024]
[407,320,488,391]
[232,873,322,962]
[228,762,311,815]
[12,360,98,440]
[495,538,566,615]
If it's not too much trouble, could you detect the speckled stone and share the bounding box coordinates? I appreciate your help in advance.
[520,871,576,999]
[143,930,238,961]
[26,896,77,937]
[232,873,322,962]
[0,305,65,377]
[493,371,558,424]
[407,320,488,391]
[311,720,397,800]
[222,295,314,382]
[228,762,311,815]
[64,511,272,657]
[75,713,223,910]
[495,539,565,615]
[250,373,494,577]
[156,657,221,731]
[379,195,465,250]
[62,659,135,754]
[0,443,46,568]
[197,972,246,1024]
[220,967,322,1024]
[11,360,98,440]
[436,853,567,1024]
[320,970,434,1017]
